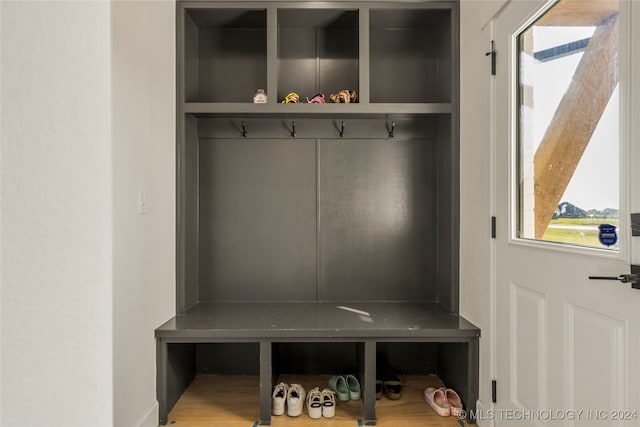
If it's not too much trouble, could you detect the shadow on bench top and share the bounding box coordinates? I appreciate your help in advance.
[155,301,480,340]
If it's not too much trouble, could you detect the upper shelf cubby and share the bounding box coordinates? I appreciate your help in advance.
[183,8,267,103]
[179,3,457,113]
[277,9,359,103]
[369,8,452,104]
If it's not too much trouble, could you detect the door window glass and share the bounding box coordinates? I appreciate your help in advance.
[517,0,620,250]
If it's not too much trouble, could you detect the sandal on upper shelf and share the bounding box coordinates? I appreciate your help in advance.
[278,90,358,104]
[329,90,358,104]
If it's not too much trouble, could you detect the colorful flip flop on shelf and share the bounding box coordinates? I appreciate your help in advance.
[306,93,326,104]
[280,92,300,104]
[329,90,357,103]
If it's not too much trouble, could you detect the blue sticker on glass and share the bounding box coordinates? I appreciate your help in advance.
[598,224,617,246]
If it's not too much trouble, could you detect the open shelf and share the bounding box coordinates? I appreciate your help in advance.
[183,102,453,116]
[369,8,453,104]
[167,375,260,424]
[278,8,359,103]
[270,374,365,423]
[166,374,464,426]
[183,8,267,103]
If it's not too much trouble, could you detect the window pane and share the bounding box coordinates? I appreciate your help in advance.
[517,0,620,250]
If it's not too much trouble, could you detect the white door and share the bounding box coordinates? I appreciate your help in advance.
[494,1,640,426]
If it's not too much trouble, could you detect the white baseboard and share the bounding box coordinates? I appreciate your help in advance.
[135,401,158,427]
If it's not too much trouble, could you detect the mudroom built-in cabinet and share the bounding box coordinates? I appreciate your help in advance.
[155,2,480,425]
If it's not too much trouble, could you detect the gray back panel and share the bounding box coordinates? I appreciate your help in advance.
[198,139,317,301]
[273,342,358,375]
[318,139,437,301]
[370,28,450,103]
[318,28,359,96]
[277,9,358,101]
[277,29,317,99]
[184,12,200,103]
[369,9,451,104]
[197,343,260,375]
[436,115,456,311]
[183,115,200,310]
[198,28,267,102]
[183,8,268,103]
[278,28,358,101]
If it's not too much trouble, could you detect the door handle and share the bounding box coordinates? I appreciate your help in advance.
[589,265,640,289]
[588,274,638,283]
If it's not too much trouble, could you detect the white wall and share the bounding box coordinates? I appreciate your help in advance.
[111,1,176,426]
[459,0,506,423]
[0,1,113,426]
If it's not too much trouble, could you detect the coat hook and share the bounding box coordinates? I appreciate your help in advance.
[241,121,247,137]
[388,122,396,138]
[291,121,296,138]
[339,121,345,138]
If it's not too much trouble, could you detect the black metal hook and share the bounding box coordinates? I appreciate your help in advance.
[388,122,396,138]
[291,121,296,138]
[241,121,247,137]
[339,121,345,138]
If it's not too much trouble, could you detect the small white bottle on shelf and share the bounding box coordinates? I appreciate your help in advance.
[253,89,267,104]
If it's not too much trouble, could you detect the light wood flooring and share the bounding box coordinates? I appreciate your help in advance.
[165,374,466,427]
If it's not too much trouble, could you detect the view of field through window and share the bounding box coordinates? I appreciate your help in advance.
[517,0,620,250]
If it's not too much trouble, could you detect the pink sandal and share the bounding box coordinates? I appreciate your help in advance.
[307,93,326,104]
[424,387,450,417]
[441,388,463,417]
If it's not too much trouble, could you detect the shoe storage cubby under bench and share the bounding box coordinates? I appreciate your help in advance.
[158,1,479,425]
[156,302,479,425]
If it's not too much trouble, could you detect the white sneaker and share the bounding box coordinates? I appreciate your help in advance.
[321,388,336,418]
[306,387,322,419]
[287,383,306,417]
[272,382,288,416]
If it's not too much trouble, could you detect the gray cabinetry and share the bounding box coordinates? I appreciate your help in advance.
[158,2,479,425]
